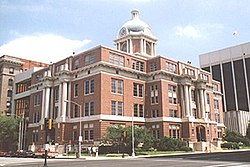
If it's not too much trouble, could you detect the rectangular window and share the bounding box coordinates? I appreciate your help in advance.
[169,109,178,117]
[111,79,123,94]
[117,80,123,94]
[74,84,78,97]
[168,85,177,104]
[89,130,94,140]
[132,59,144,72]
[84,79,94,95]
[169,125,180,139]
[214,99,219,109]
[111,79,116,93]
[150,62,157,72]
[139,84,143,97]
[90,101,94,115]
[34,94,41,106]
[85,55,95,66]
[111,101,116,115]
[151,84,158,104]
[84,130,89,140]
[118,102,123,116]
[139,104,144,117]
[215,113,220,123]
[90,80,94,93]
[74,104,78,117]
[84,103,89,116]
[109,53,124,66]
[133,83,138,96]
[84,80,89,95]
[74,59,80,69]
[133,83,143,97]
[134,104,138,117]
[73,131,77,141]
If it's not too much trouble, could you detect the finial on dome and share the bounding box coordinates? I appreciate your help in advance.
[131,9,139,19]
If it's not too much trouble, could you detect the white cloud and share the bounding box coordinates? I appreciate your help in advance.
[175,25,203,39]
[0,34,91,63]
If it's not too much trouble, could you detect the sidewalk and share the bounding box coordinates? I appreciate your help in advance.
[56,148,250,160]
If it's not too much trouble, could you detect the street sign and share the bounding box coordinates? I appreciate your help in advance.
[79,136,82,142]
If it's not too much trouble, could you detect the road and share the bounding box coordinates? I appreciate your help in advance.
[1,150,249,167]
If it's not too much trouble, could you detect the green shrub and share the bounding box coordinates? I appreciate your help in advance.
[221,142,240,149]
[155,137,192,152]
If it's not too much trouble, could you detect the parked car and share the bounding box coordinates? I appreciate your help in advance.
[16,150,34,158]
[5,151,18,157]
[0,151,7,157]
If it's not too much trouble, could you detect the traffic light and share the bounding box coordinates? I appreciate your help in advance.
[46,119,53,130]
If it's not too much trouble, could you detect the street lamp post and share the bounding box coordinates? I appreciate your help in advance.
[131,106,135,157]
[65,100,82,158]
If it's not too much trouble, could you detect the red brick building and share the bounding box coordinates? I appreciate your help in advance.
[13,9,225,153]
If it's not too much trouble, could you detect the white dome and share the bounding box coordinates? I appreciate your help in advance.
[119,9,153,37]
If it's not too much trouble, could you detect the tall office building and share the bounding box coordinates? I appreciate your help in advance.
[13,9,225,153]
[200,42,250,135]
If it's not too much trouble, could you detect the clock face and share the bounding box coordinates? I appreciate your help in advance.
[119,27,127,37]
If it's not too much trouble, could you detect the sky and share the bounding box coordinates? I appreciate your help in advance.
[0,0,250,67]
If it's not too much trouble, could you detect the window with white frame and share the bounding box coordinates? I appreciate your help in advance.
[169,124,180,139]
[132,59,144,72]
[74,83,78,97]
[111,79,123,94]
[111,101,123,116]
[152,124,160,139]
[151,84,158,104]
[109,53,124,66]
[215,113,220,123]
[133,103,143,117]
[84,79,94,95]
[84,129,94,140]
[74,59,80,69]
[73,104,78,117]
[84,101,94,116]
[168,85,177,104]
[34,94,41,106]
[72,131,77,141]
[169,109,178,117]
[152,109,159,117]
[214,99,219,109]
[133,83,143,97]
[32,130,39,142]
[166,62,177,73]
[84,123,94,140]
[84,55,95,66]
[149,62,157,72]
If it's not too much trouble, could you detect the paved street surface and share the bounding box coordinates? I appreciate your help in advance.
[0,150,249,167]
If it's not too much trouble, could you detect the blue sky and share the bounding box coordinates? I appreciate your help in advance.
[0,0,249,66]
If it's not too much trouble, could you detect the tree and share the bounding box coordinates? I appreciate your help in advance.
[101,125,154,153]
[246,122,250,140]
[0,116,19,151]
[224,130,250,146]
